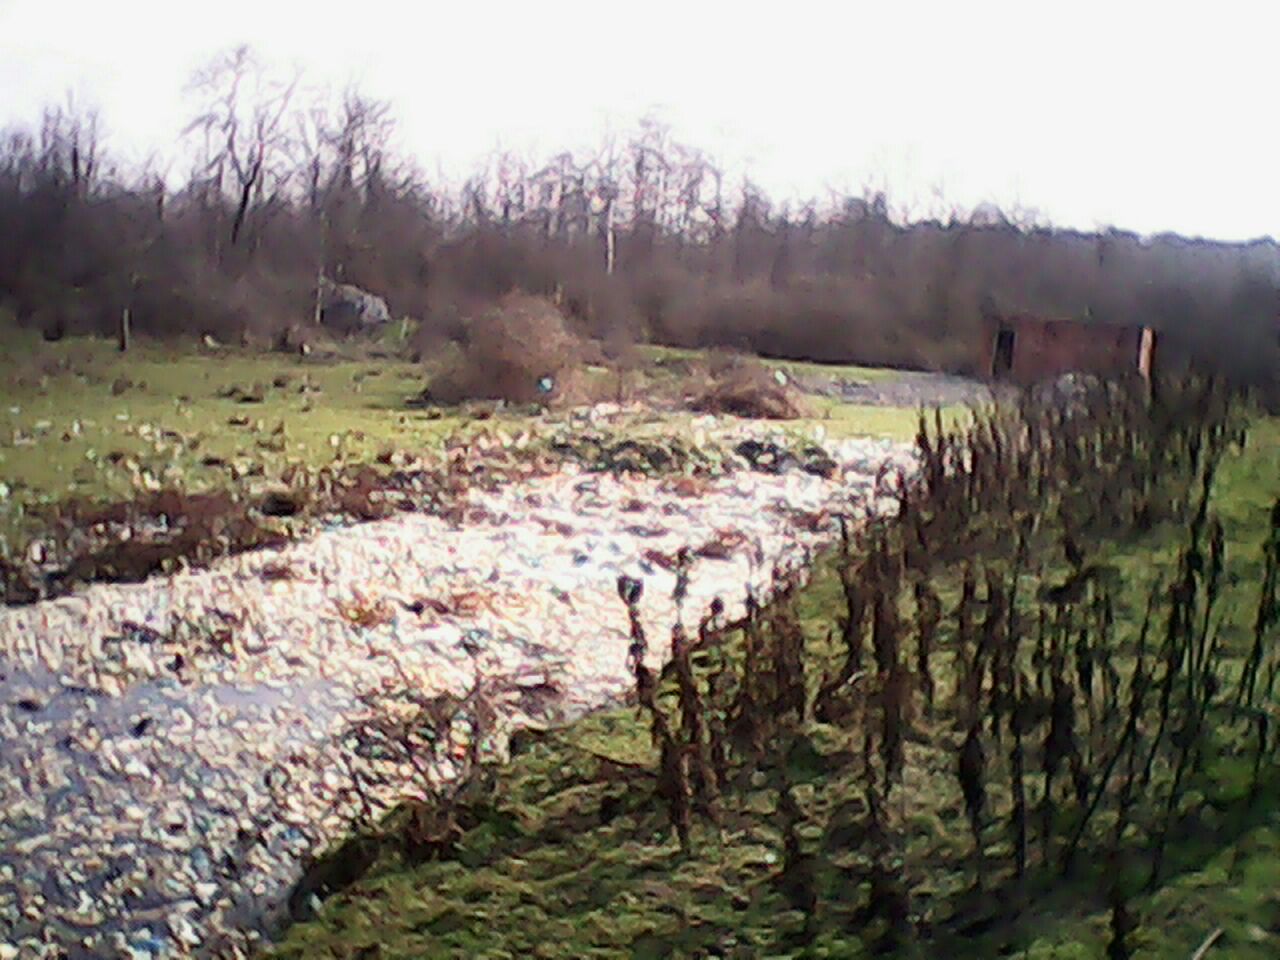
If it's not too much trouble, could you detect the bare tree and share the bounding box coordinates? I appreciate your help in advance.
[587,139,622,275]
[37,97,102,198]
[184,45,299,252]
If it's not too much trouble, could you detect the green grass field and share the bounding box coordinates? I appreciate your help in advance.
[641,345,903,384]
[0,328,937,550]
[0,330,458,539]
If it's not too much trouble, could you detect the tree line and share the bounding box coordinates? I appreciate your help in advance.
[1,45,1277,388]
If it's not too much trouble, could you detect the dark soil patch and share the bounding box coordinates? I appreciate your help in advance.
[0,468,459,605]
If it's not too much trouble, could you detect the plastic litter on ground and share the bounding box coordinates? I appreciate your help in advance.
[0,430,915,958]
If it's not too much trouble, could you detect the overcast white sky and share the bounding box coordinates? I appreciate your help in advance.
[1,0,1276,241]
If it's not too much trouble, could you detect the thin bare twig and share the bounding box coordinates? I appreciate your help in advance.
[1189,927,1224,960]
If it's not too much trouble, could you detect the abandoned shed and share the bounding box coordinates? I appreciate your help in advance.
[984,314,1156,384]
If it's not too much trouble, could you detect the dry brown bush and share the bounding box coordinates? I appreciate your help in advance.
[428,294,585,405]
[688,352,809,420]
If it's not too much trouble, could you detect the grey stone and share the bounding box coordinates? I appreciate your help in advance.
[319,279,391,332]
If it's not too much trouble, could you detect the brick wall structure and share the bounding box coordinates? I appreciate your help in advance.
[983,314,1155,384]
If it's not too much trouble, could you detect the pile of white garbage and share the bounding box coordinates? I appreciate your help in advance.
[0,430,914,959]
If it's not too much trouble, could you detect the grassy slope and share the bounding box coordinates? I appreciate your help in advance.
[270,417,1280,959]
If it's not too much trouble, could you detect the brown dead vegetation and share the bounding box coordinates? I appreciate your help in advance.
[0,465,456,604]
[688,352,810,420]
[427,294,584,406]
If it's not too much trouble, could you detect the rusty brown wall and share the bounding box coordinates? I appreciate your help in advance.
[984,316,1146,383]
